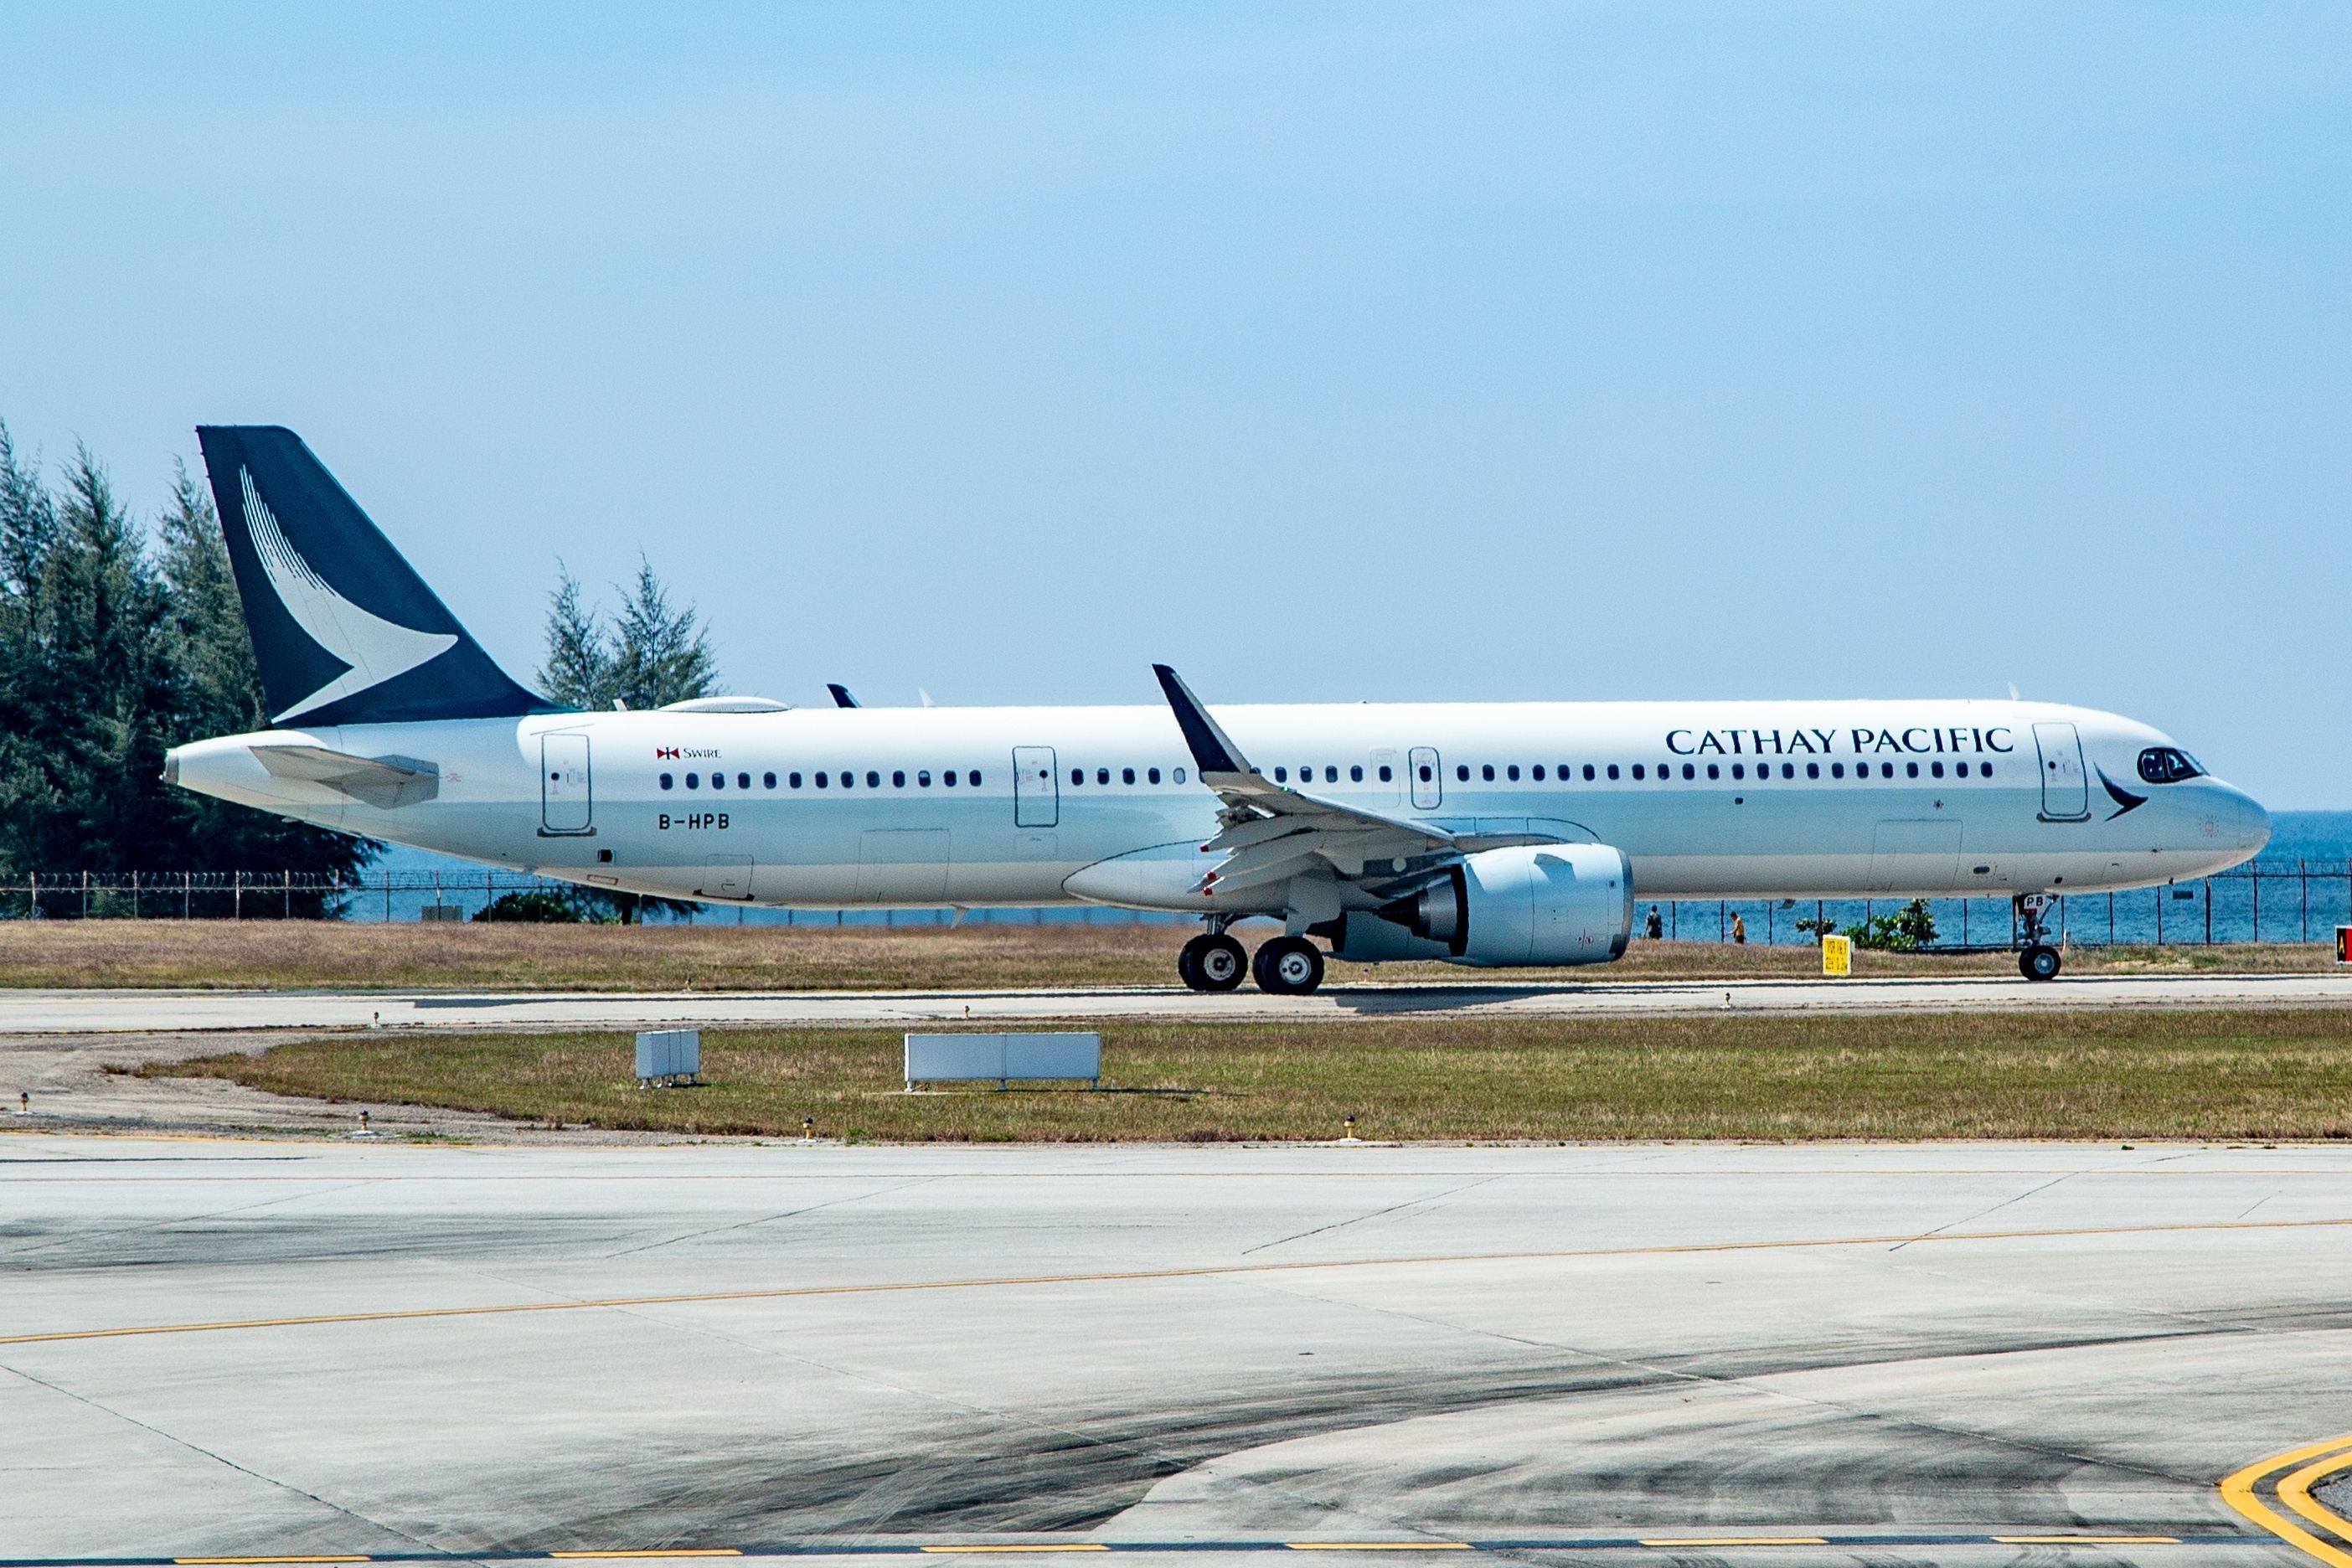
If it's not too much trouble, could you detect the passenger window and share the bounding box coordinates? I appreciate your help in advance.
[1071,768,1084,786]
[1506,764,1520,781]
[1457,765,1470,781]
[659,772,673,790]
[1482,764,1495,781]
[790,771,803,788]
[1977,762,1990,779]
[970,771,983,786]
[1954,761,1968,778]
[890,770,903,787]
[1782,763,1793,779]
[840,771,854,789]
[1805,763,1818,780]
[1122,767,1136,785]
[1169,767,1181,783]
[1582,764,1596,781]
[1830,762,1843,779]
[1557,763,1571,778]
[865,771,880,788]
[1683,763,1695,780]
[1708,763,1720,780]
[709,772,725,791]
[943,770,957,787]
[1419,765,1433,781]
[1606,764,1620,780]
[1532,765,1545,781]
[1631,764,1644,780]
[1274,766,1288,782]
[918,771,931,787]
[1882,763,1896,779]
[763,771,776,788]
[686,772,700,789]
[1148,767,1161,784]
[1378,764,1392,781]
[1730,764,1744,781]
[1906,761,1919,778]
[1325,766,1339,783]
[1350,764,1363,782]
[1096,767,1110,785]
[1931,761,1944,779]
[815,771,828,788]
[738,772,750,789]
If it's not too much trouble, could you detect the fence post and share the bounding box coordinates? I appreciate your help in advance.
[2156,885,2163,945]
[183,871,191,920]
[2252,863,2261,942]
[27,869,34,921]
[234,870,242,921]
[2302,859,2309,943]
[283,870,291,920]
[2205,879,2212,944]
[83,869,90,919]
[132,870,138,920]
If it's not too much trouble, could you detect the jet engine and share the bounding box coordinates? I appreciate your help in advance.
[1330,843,1632,967]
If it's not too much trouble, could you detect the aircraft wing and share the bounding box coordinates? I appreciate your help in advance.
[250,744,441,809]
[1153,664,1471,898]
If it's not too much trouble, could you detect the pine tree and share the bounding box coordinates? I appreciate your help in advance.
[610,557,716,709]
[538,563,617,709]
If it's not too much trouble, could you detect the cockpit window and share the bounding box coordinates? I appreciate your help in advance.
[2138,746,2204,784]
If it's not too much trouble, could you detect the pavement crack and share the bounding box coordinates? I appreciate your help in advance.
[596,1177,939,1259]
[1240,1177,1499,1256]
[1886,1173,2074,1252]
[0,1359,475,1559]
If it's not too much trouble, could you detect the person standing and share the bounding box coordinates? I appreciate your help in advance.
[1731,912,1747,944]
[1645,905,1663,940]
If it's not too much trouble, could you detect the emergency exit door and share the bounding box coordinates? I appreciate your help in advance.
[541,733,592,834]
[2033,721,2088,822]
[1013,746,1059,828]
[1409,747,1442,809]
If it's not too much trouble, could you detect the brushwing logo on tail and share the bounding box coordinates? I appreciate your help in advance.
[240,467,457,721]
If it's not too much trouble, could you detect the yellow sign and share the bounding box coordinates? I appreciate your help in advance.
[1821,934,1852,977]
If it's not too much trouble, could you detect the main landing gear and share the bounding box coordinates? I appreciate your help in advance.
[2014,893,2063,982]
[1177,931,1246,993]
[1177,925,1327,995]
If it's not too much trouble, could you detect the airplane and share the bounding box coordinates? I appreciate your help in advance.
[165,426,2272,994]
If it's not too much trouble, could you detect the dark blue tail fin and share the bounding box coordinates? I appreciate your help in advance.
[195,426,554,726]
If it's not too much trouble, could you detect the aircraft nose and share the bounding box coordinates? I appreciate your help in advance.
[2205,782,2271,857]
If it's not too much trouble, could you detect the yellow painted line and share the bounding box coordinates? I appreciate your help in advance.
[918,1550,1111,1555]
[2280,1449,2352,1550]
[9,1214,2350,1349]
[1991,1536,2181,1545]
[2220,1436,2352,1568]
[546,1553,743,1560]
[1282,1546,1473,1552]
[1636,1539,1827,1549]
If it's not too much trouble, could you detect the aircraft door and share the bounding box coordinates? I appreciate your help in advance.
[1013,745,1060,828]
[1410,747,1442,810]
[2033,722,2089,821]
[541,733,591,834]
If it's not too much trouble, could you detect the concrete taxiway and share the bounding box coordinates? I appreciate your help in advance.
[3,1136,2350,1566]
[8,970,2352,1034]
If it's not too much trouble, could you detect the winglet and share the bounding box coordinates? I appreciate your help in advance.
[826,683,860,709]
[1153,664,1251,777]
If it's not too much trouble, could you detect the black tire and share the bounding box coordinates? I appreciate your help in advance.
[2019,944,2062,982]
[1253,935,1326,995]
[1188,932,1246,993]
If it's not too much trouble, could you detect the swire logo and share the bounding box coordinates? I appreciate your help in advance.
[655,746,679,759]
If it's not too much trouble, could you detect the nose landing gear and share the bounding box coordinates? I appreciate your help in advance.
[2014,893,2063,981]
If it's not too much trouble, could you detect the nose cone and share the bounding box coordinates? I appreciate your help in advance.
[2205,781,2271,860]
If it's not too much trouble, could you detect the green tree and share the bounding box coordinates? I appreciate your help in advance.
[536,556,714,711]
[0,424,374,913]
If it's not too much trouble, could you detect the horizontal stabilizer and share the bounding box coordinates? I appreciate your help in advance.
[250,744,440,809]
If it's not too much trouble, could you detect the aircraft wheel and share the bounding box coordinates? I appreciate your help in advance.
[1181,933,1246,993]
[2019,944,2062,982]
[1253,936,1326,996]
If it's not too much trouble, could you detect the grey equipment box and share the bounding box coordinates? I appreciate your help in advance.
[636,1028,702,1087]
[905,1032,1100,1091]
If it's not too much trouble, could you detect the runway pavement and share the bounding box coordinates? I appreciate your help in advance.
[8,969,2352,1034]
[3,1136,2350,1565]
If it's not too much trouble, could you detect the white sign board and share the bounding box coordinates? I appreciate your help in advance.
[905,1032,1101,1091]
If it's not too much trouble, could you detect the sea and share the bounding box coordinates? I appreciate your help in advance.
[364,811,2352,947]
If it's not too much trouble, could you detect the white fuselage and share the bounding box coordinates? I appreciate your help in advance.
[168,698,2271,912]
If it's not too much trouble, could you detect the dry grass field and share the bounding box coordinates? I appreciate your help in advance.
[157,1009,2352,1142]
[0,918,2338,991]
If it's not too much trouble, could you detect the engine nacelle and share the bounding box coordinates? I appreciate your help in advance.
[1333,843,1632,967]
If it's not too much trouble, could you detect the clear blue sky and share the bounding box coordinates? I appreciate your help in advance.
[2,3,2344,803]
